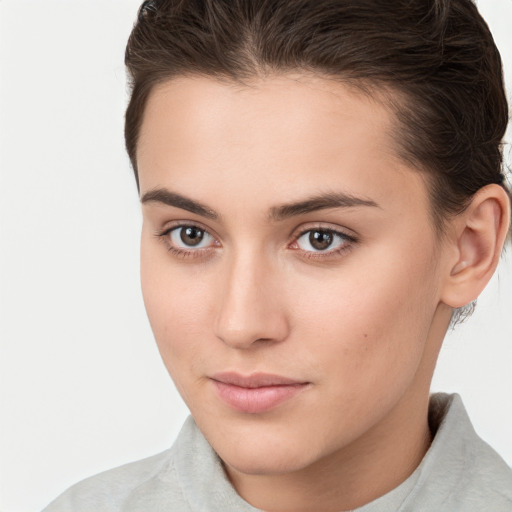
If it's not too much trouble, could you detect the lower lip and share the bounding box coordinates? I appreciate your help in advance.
[212,380,308,414]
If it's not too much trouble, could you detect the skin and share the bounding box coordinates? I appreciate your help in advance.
[136,74,509,511]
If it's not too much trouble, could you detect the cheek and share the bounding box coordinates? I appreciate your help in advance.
[140,240,214,380]
[288,247,439,399]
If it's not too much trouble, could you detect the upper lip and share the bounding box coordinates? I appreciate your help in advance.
[211,372,306,388]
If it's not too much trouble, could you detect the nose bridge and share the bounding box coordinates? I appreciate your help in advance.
[214,246,288,349]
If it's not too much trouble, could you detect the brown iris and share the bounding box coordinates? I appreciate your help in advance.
[180,226,205,246]
[309,230,334,250]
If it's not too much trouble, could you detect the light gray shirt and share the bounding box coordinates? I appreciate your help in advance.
[43,393,512,511]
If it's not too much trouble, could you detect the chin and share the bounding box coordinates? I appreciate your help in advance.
[221,445,313,476]
[203,420,326,476]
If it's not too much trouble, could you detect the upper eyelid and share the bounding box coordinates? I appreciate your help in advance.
[296,227,350,238]
[291,223,357,242]
[160,220,217,238]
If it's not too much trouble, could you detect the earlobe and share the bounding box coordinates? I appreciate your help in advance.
[441,184,511,308]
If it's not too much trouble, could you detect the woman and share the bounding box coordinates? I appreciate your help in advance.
[44,0,512,510]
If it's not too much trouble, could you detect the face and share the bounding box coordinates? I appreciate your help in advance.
[137,74,452,477]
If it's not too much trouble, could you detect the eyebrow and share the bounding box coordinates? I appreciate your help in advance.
[269,192,380,221]
[141,189,218,220]
[140,188,379,221]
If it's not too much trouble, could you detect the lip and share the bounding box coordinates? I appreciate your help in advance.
[210,372,309,414]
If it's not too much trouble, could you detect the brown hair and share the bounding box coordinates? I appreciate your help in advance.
[125,0,510,234]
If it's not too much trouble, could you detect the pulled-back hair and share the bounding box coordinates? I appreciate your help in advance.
[125,0,510,235]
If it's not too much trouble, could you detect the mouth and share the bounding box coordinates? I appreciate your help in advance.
[210,372,310,414]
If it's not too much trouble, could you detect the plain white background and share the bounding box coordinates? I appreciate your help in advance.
[0,1,511,511]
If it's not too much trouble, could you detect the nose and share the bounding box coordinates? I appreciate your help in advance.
[214,252,290,350]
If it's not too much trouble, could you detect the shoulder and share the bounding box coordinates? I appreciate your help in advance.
[42,447,185,512]
[452,424,512,510]
[410,393,512,511]
[42,418,199,512]
[438,449,512,512]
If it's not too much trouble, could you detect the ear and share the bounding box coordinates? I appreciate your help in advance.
[440,184,511,309]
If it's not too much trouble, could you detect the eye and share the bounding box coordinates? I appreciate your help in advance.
[294,228,352,253]
[168,225,215,249]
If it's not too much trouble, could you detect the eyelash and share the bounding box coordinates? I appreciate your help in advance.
[291,227,357,260]
[155,223,357,261]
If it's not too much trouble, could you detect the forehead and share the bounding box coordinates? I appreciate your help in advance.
[136,74,430,221]
[138,73,396,167]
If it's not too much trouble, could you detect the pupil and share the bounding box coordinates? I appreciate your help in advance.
[181,227,204,246]
[310,230,333,250]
